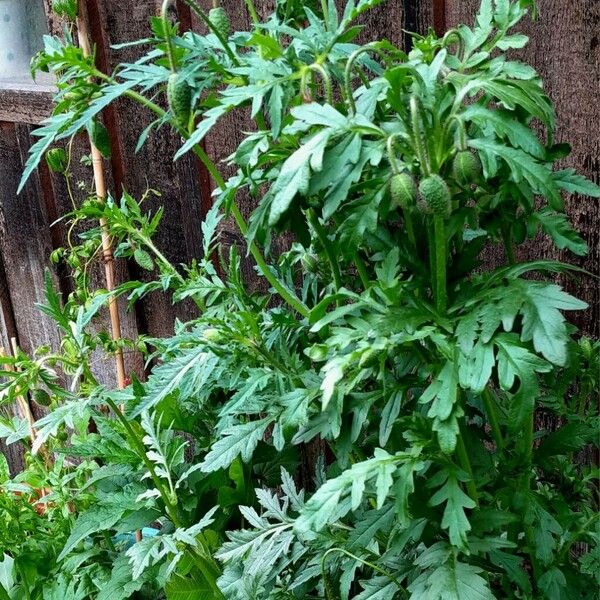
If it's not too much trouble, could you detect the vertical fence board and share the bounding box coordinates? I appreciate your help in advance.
[0,123,61,426]
[0,124,61,359]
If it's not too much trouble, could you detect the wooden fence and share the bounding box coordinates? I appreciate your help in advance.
[0,0,598,473]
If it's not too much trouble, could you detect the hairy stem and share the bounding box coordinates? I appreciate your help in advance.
[344,45,389,113]
[160,0,177,72]
[455,430,479,505]
[230,203,309,317]
[306,209,342,292]
[482,388,504,450]
[244,0,260,24]
[410,95,431,176]
[404,211,417,249]
[433,215,447,313]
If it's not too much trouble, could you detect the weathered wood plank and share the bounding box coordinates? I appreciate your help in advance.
[0,123,62,425]
[0,124,61,357]
[0,84,55,125]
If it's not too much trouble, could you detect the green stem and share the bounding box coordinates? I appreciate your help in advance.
[577,381,591,417]
[482,388,504,450]
[161,0,177,72]
[410,95,430,176]
[230,203,310,317]
[244,0,260,24]
[427,220,437,302]
[386,133,402,174]
[137,235,184,283]
[344,45,389,114]
[433,215,447,313]
[306,209,342,292]
[404,211,417,248]
[522,400,535,487]
[501,225,516,265]
[320,0,329,26]
[354,254,370,289]
[308,63,334,105]
[104,398,223,596]
[442,29,465,61]
[321,548,407,598]
[455,431,479,505]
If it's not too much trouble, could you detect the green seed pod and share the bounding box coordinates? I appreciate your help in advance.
[32,389,52,407]
[390,172,417,210]
[300,252,319,274]
[418,175,452,217]
[167,73,193,129]
[133,248,154,271]
[452,150,481,185]
[202,328,222,343]
[208,6,231,38]
[580,337,593,360]
[45,148,68,174]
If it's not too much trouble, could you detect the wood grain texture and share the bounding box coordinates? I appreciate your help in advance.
[444,0,600,337]
[0,123,62,423]
[0,124,61,357]
[0,85,55,125]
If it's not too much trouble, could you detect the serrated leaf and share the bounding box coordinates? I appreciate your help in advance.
[533,209,588,256]
[429,470,476,550]
[379,389,403,446]
[131,346,216,418]
[268,129,333,225]
[295,449,403,533]
[201,418,274,473]
[462,106,544,158]
[409,559,495,600]
[419,361,461,453]
[553,168,600,197]
[517,282,587,365]
[347,504,395,551]
[469,138,562,209]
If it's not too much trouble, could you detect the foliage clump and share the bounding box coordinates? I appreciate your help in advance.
[1,0,599,598]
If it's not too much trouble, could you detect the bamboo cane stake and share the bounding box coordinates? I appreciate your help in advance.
[75,4,127,394]
[75,1,142,543]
